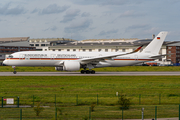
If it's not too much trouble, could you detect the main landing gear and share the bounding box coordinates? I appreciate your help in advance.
[80,70,95,74]
[13,66,17,74]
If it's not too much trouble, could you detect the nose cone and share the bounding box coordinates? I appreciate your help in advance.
[3,60,8,66]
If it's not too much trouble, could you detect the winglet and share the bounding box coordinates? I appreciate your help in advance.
[133,45,143,53]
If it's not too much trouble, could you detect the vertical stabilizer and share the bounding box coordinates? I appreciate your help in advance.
[141,31,168,55]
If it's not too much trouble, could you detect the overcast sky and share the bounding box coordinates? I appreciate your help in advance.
[0,0,180,41]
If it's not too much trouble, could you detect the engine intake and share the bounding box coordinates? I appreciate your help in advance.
[55,66,64,71]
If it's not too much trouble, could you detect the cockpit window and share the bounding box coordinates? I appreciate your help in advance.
[8,55,13,58]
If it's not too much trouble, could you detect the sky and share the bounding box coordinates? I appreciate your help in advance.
[0,0,180,41]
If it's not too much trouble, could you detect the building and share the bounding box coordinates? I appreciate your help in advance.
[29,38,77,51]
[0,37,35,62]
[49,38,146,52]
[166,42,180,64]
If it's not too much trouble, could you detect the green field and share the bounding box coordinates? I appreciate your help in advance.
[1,66,180,72]
[0,76,180,119]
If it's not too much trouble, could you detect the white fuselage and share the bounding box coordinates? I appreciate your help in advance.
[3,51,154,68]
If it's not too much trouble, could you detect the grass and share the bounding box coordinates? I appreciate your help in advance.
[0,76,180,119]
[1,66,180,72]
[0,76,180,96]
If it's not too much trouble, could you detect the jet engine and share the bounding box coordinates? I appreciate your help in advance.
[55,61,80,71]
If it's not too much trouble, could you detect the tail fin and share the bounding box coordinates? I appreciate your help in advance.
[141,31,168,55]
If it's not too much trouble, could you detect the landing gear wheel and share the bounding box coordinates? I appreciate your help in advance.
[81,70,85,74]
[13,71,17,74]
[91,70,95,74]
[86,70,90,74]
[80,69,96,74]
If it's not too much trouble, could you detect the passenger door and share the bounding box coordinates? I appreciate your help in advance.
[134,54,138,61]
[19,54,24,60]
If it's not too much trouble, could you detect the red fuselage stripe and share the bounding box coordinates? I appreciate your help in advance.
[6,58,153,61]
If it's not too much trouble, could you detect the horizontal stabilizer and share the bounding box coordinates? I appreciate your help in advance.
[150,54,173,59]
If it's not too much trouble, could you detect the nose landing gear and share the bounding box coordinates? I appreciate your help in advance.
[12,66,17,74]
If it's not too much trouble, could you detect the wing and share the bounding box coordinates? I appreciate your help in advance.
[79,45,143,64]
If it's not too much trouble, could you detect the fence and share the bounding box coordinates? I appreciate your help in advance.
[0,94,180,119]
[0,105,179,119]
[1,94,180,107]
[0,93,178,107]
[1,96,19,108]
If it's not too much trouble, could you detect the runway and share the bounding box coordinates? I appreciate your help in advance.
[0,72,180,76]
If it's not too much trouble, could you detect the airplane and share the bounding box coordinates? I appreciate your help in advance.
[3,31,168,74]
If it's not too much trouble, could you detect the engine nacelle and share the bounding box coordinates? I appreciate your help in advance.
[64,61,80,71]
[55,61,80,71]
